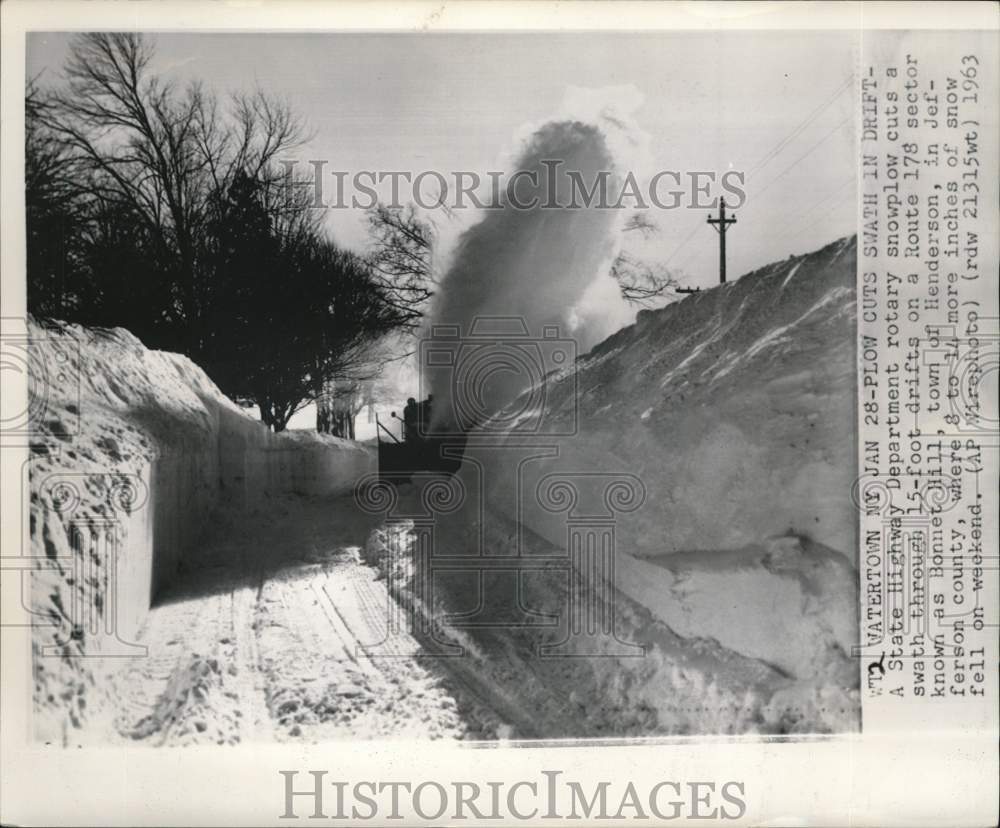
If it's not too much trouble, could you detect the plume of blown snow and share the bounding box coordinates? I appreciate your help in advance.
[426,87,646,432]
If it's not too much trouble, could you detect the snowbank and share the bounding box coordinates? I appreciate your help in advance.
[438,236,860,721]
[26,319,373,741]
[619,536,857,683]
[485,235,858,559]
[365,498,858,736]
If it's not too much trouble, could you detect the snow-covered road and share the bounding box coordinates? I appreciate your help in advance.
[105,494,487,745]
[84,486,858,745]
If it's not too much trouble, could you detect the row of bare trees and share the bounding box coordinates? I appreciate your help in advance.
[27,33,427,432]
[27,34,684,433]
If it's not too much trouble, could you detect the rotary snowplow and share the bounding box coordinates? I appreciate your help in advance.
[375,397,463,481]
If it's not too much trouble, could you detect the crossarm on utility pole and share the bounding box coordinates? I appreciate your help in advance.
[707,198,737,284]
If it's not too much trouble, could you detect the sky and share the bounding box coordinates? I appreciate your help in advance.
[27,30,859,431]
[28,30,858,284]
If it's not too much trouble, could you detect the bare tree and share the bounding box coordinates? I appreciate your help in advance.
[316,379,375,440]
[623,211,659,239]
[610,252,681,306]
[28,33,414,434]
[204,209,405,433]
[364,203,437,330]
[37,33,309,354]
[25,79,88,317]
[609,211,684,305]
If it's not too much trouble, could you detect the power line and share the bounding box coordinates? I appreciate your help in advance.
[673,178,852,281]
[752,114,853,200]
[790,188,855,237]
[786,178,854,227]
[662,76,853,277]
[774,183,855,244]
[662,216,706,266]
[771,178,854,242]
[745,76,853,177]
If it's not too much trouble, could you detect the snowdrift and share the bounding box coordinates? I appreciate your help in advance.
[366,502,859,737]
[417,236,861,732]
[487,235,858,559]
[25,319,373,741]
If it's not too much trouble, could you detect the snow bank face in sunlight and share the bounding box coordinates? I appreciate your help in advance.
[440,236,861,734]
[486,236,859,562]
[27,319,375,744]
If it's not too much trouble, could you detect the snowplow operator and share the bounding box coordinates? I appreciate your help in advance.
[401,395,434,443]
[402,397,419,443]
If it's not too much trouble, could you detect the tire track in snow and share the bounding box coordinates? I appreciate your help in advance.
[101,495,483,744]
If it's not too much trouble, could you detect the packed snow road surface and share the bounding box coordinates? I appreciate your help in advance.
[77,485,857,745]
[105,494,481,745]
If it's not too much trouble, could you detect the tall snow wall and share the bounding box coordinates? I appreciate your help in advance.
[469,235,859,560]
[437,237,859,686]
[23,319,373,740]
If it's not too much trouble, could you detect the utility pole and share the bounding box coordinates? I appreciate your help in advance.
[707,198,737,284]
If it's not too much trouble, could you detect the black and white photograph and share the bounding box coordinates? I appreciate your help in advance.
[1,2,997,826]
